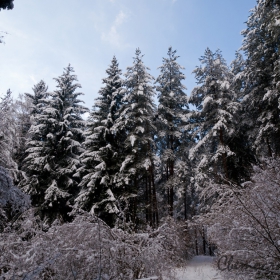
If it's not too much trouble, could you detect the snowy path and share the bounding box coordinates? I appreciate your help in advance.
[173,256,223,280]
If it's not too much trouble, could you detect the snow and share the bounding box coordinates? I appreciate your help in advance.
[170,256,223,280]
[44,180,70,202]
[138,277,158,280]
[130,134,137,146]
[274,19,280,26]
[220,80,230,90]
[203,96,213,109]
[214,59,221,65]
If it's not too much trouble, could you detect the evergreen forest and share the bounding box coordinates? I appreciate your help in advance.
[1,0,280,279]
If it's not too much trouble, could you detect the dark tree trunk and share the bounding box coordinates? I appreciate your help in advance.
[202,226,206,255]
[151,164,158,227]
[148,172,152,226]
[184,186,187,220]
[145,174,149,224]
[266,137,273,157]
[195,227,198,255]
[219,129,228,178]
[169,160,174,216]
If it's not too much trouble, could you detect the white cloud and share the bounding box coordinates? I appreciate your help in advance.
[101,10,128,48]
[115,10,126,25]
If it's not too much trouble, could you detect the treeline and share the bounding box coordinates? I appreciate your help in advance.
[1,0,280,231]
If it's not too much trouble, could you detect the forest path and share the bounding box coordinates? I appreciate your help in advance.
[174,255,223,280]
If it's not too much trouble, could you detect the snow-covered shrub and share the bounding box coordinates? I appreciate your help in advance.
[0,213,186,279]
[205,158,280,279]
[0,166,30,232]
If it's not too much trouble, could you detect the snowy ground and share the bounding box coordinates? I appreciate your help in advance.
[172,256,223,280]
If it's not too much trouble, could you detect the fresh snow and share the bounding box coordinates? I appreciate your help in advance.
[170,256,223,280]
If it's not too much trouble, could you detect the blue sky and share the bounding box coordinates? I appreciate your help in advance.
[0,0,256,108]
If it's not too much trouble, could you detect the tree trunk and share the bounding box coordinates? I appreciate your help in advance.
[133,177,138,226]
[219,129,228,178]
[166,163,170,210]
[202,226,206,255]
[145,174,149,224]
[151,164,158,227]
[266,137,273,157]
[169,135,174,216]
[184,186,187,220]
[195,227,198,255]
[148,172,152,226]
[169,160,174,217]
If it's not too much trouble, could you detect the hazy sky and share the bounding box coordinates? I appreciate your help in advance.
[0,0,256,108]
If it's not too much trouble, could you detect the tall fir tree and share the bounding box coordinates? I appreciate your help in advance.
[19,80,49,188]
[156,47,189,217]
[227,53,256,183]
[14,81,48,173]
[0,90,18,178]
[241,0,280,157]
[114,48,158,228]
[75,56,124,226]
[13,94,32,176]
[23,65,87,223]
[189,49,239,205]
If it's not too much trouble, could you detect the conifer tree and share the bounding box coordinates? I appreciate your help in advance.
[241,0,280,156]
[75,56,124,226]
[23,65,87,223]
[13,94,32,175]
[189,49,239,199]
[16,80,48,187]
[114,49,158,227]
[156,47,189,216]
[0,0,14,10]
[0,90,18,178]
[227,53,255,182]
[25,80,48,117]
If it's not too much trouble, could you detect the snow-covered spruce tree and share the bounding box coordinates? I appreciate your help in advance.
[241,0,280,157]
[16,81,48,173]
[23,65,87,223]
[230,52,245,102]
[75,56,124,227]
[113,49,158,228]
[155,47,189,217]
[224,52,256,183]
[25,80,49,117]
[189,49,239,206]
[13,93,33,172]
[0,90,18,178]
